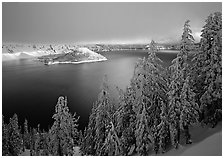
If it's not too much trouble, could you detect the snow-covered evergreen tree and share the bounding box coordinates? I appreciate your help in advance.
[33,128,41,156]
[23,119,31,149]
[115,86,136,155]
[192,12,222,127]
[30,127,35,155]
[101,121,122,156]
[80,102,98,155]
[135,100,153,155]
[157,100,170,153]
[80,128,87,155]
[168,20,198,148]
[2,116,10,156]
[94,75,114,155]
[49,96,79,156]
[8,114,23,155]
[131,40,168,154]
[41,131,50,156]
[77,130,83,147]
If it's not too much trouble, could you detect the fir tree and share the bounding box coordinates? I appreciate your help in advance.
[192,12,222,127]
[41,130,50,156]
[116,87,136,155]
[77,130,83,147]
[135,101,153,155]
[2,116,10,156]
[94,75,114,155]
[30,127,35,156]
[68,112,80,146]
[80,128,88,155]
[81,102,98,155]
[157,100,170,153]
[131,40,168,154]
[132,62,155,156]
[168,20,198,148]
[33,128,41,156]
[102,121,122,156]
[8,114,23,155]
[49,96,79,156]
[180,76,199,143]
[23,119,31,149]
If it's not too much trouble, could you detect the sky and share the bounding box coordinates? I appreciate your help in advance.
[2,2,222,44]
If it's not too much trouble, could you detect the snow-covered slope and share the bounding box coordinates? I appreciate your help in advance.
[158,122,222,156]
[181,131,222,156]
[77,47,107,60]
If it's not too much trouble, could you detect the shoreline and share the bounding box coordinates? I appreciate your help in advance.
[46,58,107,65]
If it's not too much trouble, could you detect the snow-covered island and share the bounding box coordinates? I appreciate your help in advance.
[38,47,107,65]
[2,43,107,65]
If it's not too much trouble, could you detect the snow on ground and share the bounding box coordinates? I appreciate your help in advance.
[158,122,222,156]
[19,149,30,156]
[18,122,222,156]
[77,47,107,60]
[73,146,82,156]
[181,131,221,156]
[19,147,82,156]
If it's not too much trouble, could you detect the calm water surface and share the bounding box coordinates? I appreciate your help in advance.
[2,50,178,130]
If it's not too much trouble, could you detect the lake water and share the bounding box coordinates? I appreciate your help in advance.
[2,50,178,130]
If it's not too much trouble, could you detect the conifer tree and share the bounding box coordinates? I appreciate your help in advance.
[180,76,199,140]
[8,114,23,155]
[132,63,155,156]
[81,102,98,155]
[168,20,198,148]
[23,119,31,149]
[116,87,136,155]
[192,12,222,127]
[77,130,83,147]
[41,131,50,156]
[94,75,113,155]
[69,112,80,146]
[131,40,168,154]
[33,128,41,156]
[2,116,10,156]
[135,100,153,155]
[157,100,170,153]
[80,128,88,155]
[102,121,122,156]
[49,96,79,156]
[30,127,35,156]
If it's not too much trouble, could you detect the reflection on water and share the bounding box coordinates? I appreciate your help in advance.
[2,50,177,130]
